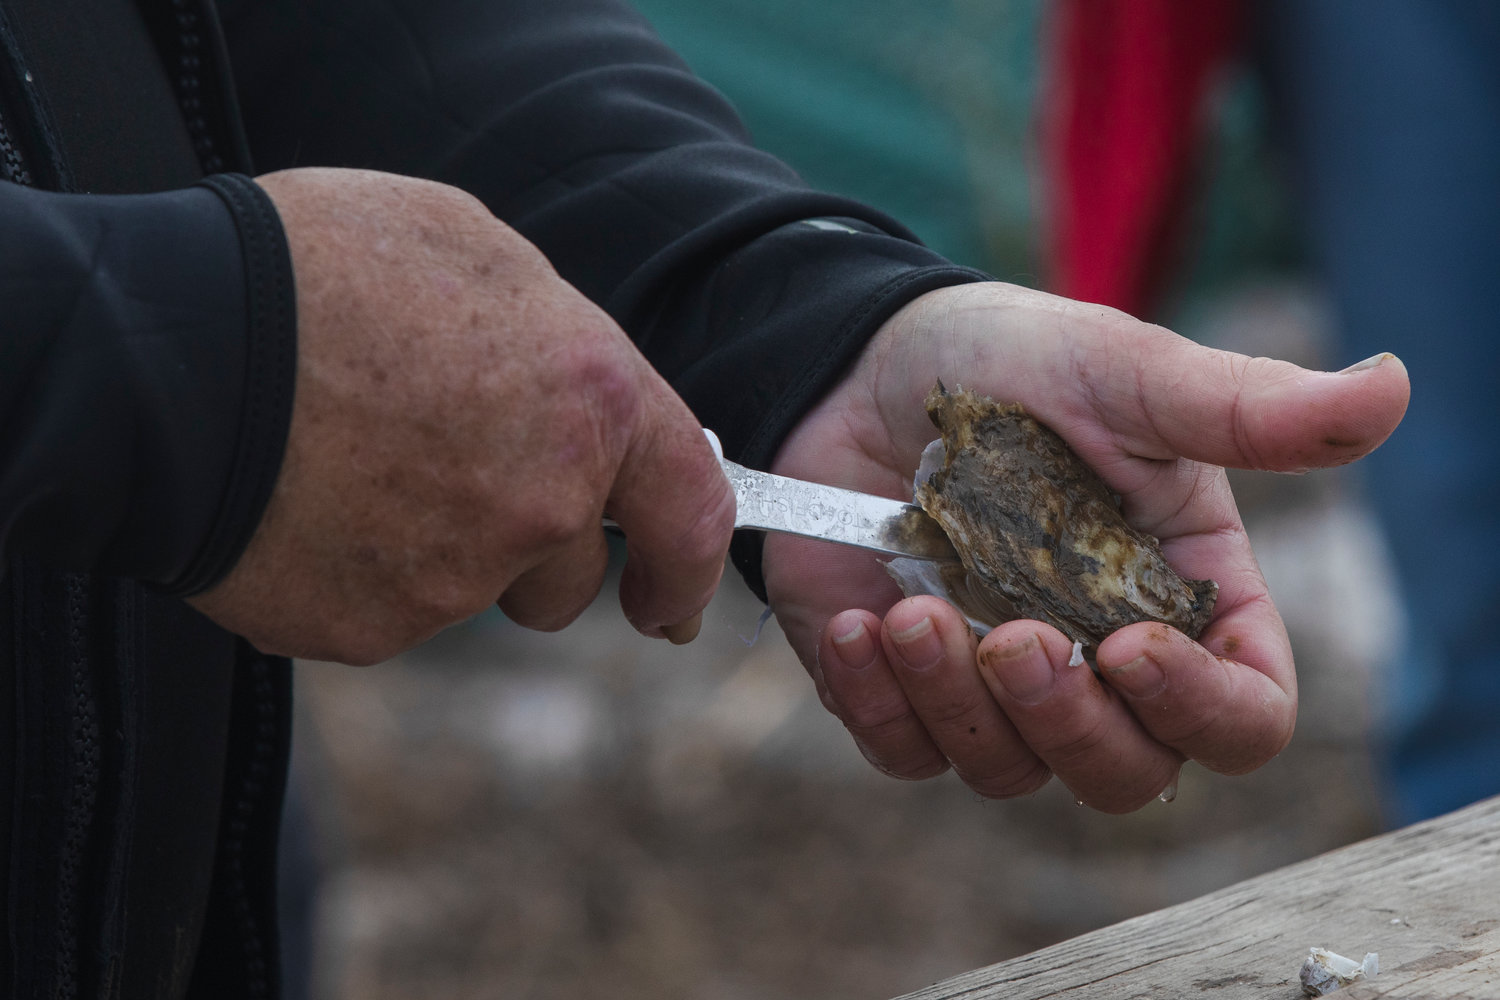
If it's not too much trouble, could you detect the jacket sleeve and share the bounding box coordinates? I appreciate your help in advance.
[0,174,295,593]
[216,0,989,592]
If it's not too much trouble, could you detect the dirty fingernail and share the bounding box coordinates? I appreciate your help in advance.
[889,616,941,671]
[1105,653,1167,698]
[831,619,877,670]
[662,611,703,645]
[984,633,1054,705]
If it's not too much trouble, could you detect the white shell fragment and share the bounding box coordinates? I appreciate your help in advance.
[1299,947,1378,996]
[1068,641,1085,668]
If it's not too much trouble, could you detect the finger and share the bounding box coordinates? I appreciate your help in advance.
[818,608,948,781]
[976,621,1182,812]
[610,390,736,639]
[661,611,704,645]
[881,597,1051,798]
[765,531,908,672]
[497,526,612,632]
[1096,618,1297,775]
[1090,336,1409,474]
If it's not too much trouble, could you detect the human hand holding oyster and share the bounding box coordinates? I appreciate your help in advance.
[762,282,1409,812]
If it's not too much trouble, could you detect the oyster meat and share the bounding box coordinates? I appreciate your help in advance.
[886,383,1217,648]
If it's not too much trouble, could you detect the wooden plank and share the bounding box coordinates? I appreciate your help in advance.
[895,795,1500,999]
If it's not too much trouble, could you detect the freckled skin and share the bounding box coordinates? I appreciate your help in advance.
[186,168,735,664]
[914,383,1217,648]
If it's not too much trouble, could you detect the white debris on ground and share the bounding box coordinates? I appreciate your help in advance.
[1300,947,1378,996]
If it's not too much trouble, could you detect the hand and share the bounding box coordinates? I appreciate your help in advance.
[190,168,734,664]
[764,282,1409,811]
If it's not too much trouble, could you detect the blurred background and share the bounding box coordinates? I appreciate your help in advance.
[282,1,1500,997]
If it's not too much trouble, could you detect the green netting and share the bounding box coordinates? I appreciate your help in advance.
[631,0,1299,320]
[631,0,1045,276]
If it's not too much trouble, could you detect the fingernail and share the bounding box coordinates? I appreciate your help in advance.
[889,616,941,671]
[1338,352,1395,374]
[984,633,1054,705]
[1105,653,1166,698]
[830,619,877,671]
[661,611,703,645]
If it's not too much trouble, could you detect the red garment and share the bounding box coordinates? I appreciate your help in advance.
[1041,0,1243,319]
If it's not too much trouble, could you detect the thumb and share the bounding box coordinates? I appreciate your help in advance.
[608,387,736,640]
[1105,343,1410,473]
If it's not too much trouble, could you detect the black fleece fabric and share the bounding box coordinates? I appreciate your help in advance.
[0,0,989,995]
[219,0,992,594]
[0,177,294,591]
[1,0,989,597]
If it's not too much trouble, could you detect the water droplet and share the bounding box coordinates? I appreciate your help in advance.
[1074,799,1086,808]
[1158,780,1178,803]
[24,71,33,83]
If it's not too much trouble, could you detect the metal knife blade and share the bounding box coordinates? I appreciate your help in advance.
[719,458,959,563]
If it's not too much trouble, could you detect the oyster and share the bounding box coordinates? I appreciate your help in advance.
[885,383,1217,648]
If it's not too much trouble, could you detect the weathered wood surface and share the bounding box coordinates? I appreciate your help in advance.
[896,795,1500,1000]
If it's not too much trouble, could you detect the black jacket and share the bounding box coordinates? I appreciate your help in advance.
[0,0,986,995]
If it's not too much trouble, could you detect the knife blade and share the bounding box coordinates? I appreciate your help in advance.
[718,457,959,563]
[603,429,960,563]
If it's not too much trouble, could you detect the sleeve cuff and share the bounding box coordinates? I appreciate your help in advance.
[162,174,296,595]
[662,217,990,601]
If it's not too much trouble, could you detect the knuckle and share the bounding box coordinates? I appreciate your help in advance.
[1145,699,1291,776]
[838,693,918,738]
[1206,719,1294,776]
[1033,717,1115,771]
[965,758,1053,800]
[1051,760,1170,813]
[503,603,584,633]
[1076,760,1185,814]
[523,492,601,550]
[915,691,988,732]
[385,554,498,629]
[408,585,491,631]
[895,758,953,782]
[497,547,610,633]
[500,585,599,634]
[853,735,949,782]
[420,177,482,219]
[557,333,641,434]
[238,612,399,667]
[315,622,403,667]
[674,481,736,564]
[839,696,964,783]
[1144,703,1220,749]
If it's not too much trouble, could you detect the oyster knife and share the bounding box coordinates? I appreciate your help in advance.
[604,429,960,563]
[717,457,960,563]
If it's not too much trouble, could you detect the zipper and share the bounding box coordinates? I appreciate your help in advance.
[56,572,101,1000]
[0,101,33,186]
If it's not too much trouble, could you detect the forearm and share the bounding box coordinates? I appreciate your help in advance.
[0,175,294,590]
[217,0,988,464]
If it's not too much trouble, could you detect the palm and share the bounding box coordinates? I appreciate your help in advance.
[768,285,1246,668]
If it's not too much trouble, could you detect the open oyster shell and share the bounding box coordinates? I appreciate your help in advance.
[885,382,1217,648]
